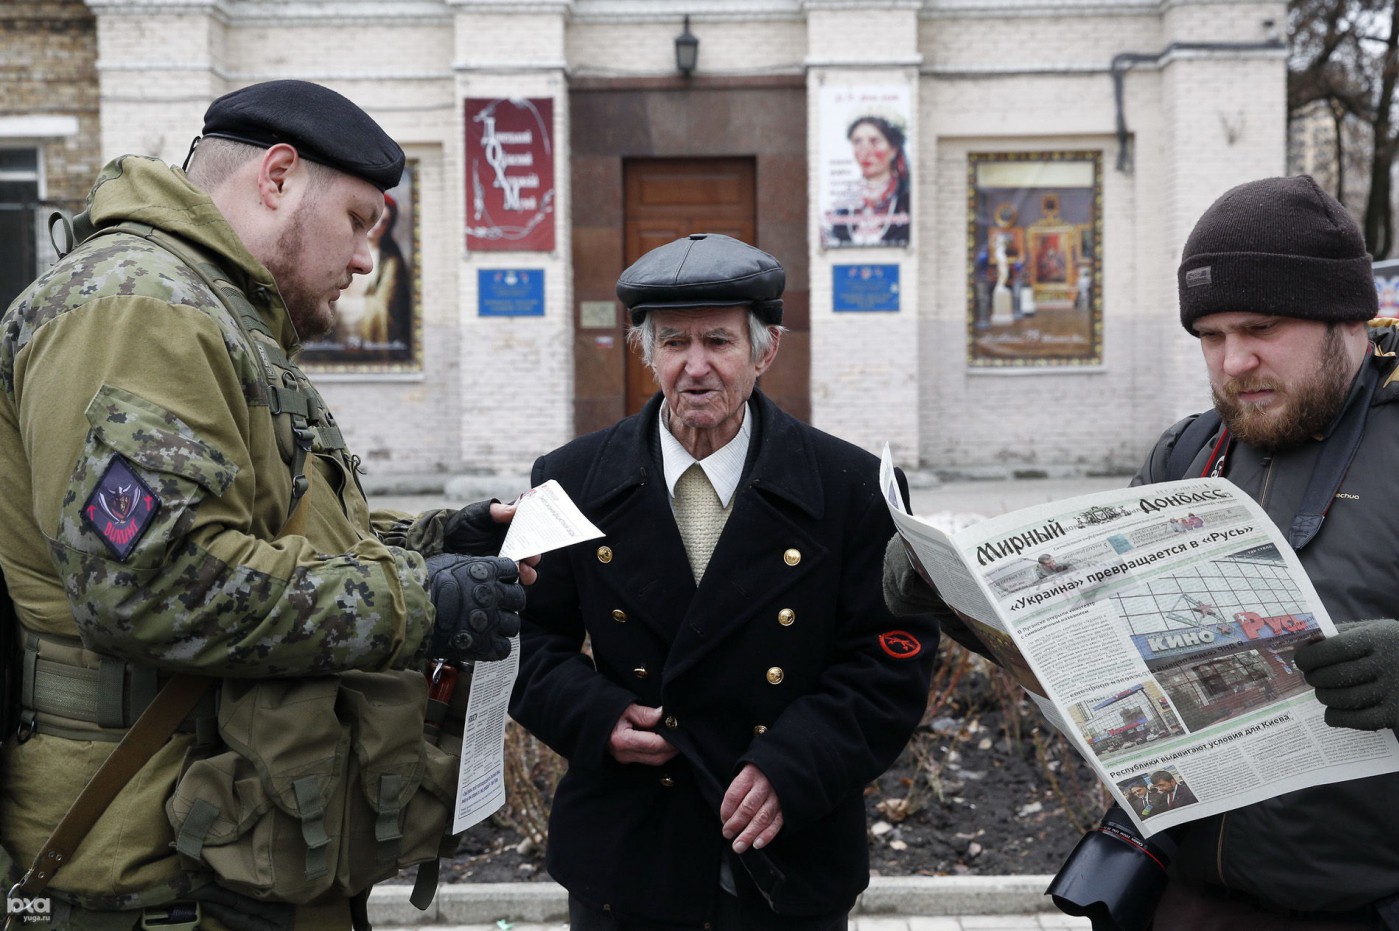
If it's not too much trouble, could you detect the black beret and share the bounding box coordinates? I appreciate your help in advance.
[200,80,405,191]
[617,233,785,325]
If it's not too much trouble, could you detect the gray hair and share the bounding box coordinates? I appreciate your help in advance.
[626,309,784,367]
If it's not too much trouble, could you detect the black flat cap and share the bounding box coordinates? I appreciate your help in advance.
[200,80,404,191]
[617,233,785,325]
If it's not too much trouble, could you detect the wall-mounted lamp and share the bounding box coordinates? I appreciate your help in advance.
[675,16,699,76]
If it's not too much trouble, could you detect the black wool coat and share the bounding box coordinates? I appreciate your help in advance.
[508,390,938,925]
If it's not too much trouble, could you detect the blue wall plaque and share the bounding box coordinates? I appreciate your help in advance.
[478,269,545,317]
[833,264,900,313]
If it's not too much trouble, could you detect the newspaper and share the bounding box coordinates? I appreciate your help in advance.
[451,480,604,832]
[881,446,1399,836]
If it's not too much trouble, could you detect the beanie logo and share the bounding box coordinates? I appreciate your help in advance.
[1185,267,1212,288]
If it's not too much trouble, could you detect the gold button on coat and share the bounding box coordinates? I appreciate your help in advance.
[597,545,613,563]
[659,775,675,788]
[765,667,784,685]
[777,608,795,626]
[611,609,627,622]
[752,724,768,735]
[783,548,801,566]
[664,714,678,729]
[632,666,649,679]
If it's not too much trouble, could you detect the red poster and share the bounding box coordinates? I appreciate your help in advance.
[465,97,555,252]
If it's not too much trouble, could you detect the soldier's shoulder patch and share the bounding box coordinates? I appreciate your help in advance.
[878,630,922,660]
[82,455,161,560]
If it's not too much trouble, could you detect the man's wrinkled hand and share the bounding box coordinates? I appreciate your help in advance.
[607,704,677,766]
[425,554,524,663]
[1295,619,1399,731]
[720,763,784,854]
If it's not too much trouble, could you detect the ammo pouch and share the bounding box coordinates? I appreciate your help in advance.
[166,669,461,904]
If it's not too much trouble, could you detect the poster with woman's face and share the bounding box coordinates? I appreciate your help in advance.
[301,159,420,372]
[966,151,1102,368]
[819,84,912,249]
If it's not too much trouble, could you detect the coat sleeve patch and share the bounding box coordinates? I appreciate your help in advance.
[878,630,922,659]
[82,454,162,561]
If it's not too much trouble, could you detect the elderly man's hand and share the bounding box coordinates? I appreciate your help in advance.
[607,704,678,766]
[1295,619,1399,731]
[720,763,784,854]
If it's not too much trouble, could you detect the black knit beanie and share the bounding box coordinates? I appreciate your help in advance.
[1178,175,1377,334]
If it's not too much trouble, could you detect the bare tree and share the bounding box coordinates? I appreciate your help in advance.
[1289,0,1399,257]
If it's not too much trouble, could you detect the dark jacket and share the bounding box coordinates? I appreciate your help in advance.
[1135,324,1399,912]
[508,390,937,924]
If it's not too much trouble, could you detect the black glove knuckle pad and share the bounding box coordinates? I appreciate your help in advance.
[426,553,519,662]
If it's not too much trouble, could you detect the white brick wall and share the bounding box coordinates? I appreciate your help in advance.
[85,0,1288,479]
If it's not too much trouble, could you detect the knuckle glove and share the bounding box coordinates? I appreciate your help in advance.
[425,554,524,663]
[882,533,941,616]
[442,498,508,556]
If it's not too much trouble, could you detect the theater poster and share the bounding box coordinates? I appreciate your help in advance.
[967,151,1102,367]
[301,159,420,372]
[465,97,555,252]
[819,84,912,249]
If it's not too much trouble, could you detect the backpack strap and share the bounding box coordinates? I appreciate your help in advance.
[1165,408,1223,481]
[1287,355,1380,549]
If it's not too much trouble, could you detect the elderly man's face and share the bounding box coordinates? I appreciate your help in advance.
[650,306,779,459]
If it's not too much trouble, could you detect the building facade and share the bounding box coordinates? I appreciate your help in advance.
[34,0,1287,479]
[0,0,100,312]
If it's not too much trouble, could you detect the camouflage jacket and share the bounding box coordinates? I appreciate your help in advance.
[0,156,444,903]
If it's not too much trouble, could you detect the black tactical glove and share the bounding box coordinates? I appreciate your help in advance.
[882,533,942,617]
[425,554,524,663]
[443,499,509,556]
[1294,619,1399,731]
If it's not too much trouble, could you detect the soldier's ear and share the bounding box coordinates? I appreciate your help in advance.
[257,144,300,208]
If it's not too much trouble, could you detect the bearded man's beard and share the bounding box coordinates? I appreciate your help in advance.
[263,208,337,340]
[1211,325,1355,451]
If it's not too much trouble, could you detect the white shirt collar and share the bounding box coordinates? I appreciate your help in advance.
[659,402,751,508]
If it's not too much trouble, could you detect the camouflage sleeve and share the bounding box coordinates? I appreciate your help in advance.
[21,290,432,678]
[377,508,453,555]
[377,502,507,557]
[371,508,417,547]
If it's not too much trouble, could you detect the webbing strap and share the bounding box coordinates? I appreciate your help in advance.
[375,773,404,865]
[174,798,220,860]
[292,776,331,881]
[409,856,441,911]
[22,639,214,733]
[95,658,125,729]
